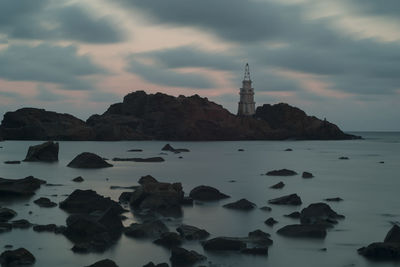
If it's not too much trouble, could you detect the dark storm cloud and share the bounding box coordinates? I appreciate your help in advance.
[116,0,400,95]
[0,44,107,90]
[126,56,215,89]
[0,0,125,43]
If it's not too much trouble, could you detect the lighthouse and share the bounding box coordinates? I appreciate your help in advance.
[237,63,255,116]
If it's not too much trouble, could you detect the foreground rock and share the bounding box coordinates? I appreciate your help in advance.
[23,141,59,162]
[67,152,112,168]
[130,177,184,216]
[277,224,327,238]
[170,247,206,266]
[266,169,297,176]
[85,259,118,267]
[59,189,124,214]
[112,157,164,162]
[176,224,210,240]
[124,220,168,238]
[0,248,35,266]
[358,225,400,260]
[189,185,230,201]
[268,194,302,205]
[0,176,45,196]
[300,203,344,226]
[33,197,57,208]
[223,198,256,211]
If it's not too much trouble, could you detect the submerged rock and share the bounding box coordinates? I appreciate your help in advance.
[0,176,45,196]
[324,197,343,202]
[0,223,12,233]
[33,224,65,233]
[223,198,256,211]
[23,141,59,162]
[176,224,210,240]
[170,247,206,266]
[277,224,327,238]
[0,248,35,266]
[302,172,314,178]
[33,197,57,208]
[270,181,285,189]
[266,169,297,176]
[67,152,112,169]
[203,237,246,251]
[268,194,302,205]
[143,262,169,267]
[189,185,230,201]
[260,206,272,212]
[128,149,143,152]
[85,259,118,267]
[124,220,168,238]
[339,156,349,160]
[11,219,32,229]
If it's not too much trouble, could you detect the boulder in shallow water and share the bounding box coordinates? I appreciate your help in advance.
[270,181,285,189]
[268,194,302,205]
[161,144,190,153]
[176,224,210,240]
[189,185,230,201]
[266,169,297,176]
[33,197,57,208]
[0,248,35,266]
[202,237,246,251]
[284,211,301,219]
[4,161,21,164]
[384,225,400,243]
[124,220,168,238]
[153,232,182,248]
[142,262,169,267]
[358,242,400,260]
[264,217,278,226]
[0,176,45,196]
[23,141,59,162]
[67,152,112,168]
[170,247,206,266]
[300,203,344,226]
[302,172,314,178]
[72,176,84,182]
[223,198,256,211]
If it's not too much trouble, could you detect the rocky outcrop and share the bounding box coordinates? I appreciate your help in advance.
[23,141,59,162]
[270,181,285,189]
[0,208,17,222]
[189,185,230,201]
[302,172,314,178]
[0,108,94,140]
[0,248,35,266]
[358,225,400,260]
[0,176,45,196]
[67,152,112,168]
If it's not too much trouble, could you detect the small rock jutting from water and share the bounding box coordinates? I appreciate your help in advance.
[223,199,256,211]
[67,152,113,168]
[302,172,314,178]
[270,181,285,189]
[23,141,59,162]
[189,185,230,201]
[266,169,297,176]
[268,194,302,205]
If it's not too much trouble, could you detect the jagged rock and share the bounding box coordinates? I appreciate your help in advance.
[72,176,84,182]
[59,189,124,214]
[0,107,94,140]
[112,157,164,162]
[268,194,302,205]
[176,224,210,240]
[153,232,182,248]
[277,224,327,238]
[284,211,301,219]
[33,197,57,208]
[0,208,17,222]
[0,176,45,195]
[118,192,132,203]
[270,181,285,189]
[11,219,32,229]
[4,161,20,164]
[23,141,59,162]
[189,185,230,201]
[170,247,206,266]
[67,152,112,168]
[124,220,168,238]
[161,144,190,153]
[302,172,314,178]
[85,259,118,267]
[138,175,158,185]
[223,198,256,210]
[324,197,343,202]
[266,169,297,176]
[264,217,278,226]
[0,248,35,266]
[300,203,344,225]
[248,230,272,246]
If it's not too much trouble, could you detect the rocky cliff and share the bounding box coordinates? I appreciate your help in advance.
[0,91,359,141]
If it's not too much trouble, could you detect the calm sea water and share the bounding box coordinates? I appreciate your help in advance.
[0,132,399,267]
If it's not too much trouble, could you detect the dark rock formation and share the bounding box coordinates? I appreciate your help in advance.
[127,149,143,152]
[153,232,182,248]
[33,224,65,233]
[189,185,230,201]
[11,219,32,229]
[124,220,168,238]
[0,176,45,196]
[202,237,246,251]
[284,148,293,151]
[223,198,256,211]
[277,224,327,238]
[23,141,58,162]
[143,262,169,267]
[170,247,206,266]
[300,203,344,226]
[266,169,297,176]
[59,189,124,214]
[270,181,285,189]
[72,176,84,182]
[268,194,302,205]
[85,259,118,267]
[339,156,349,160]
[112,157,164,162]
[284,211,301,219]
[265,217,278,226]
[4,161,20,164]
[33,197,57,208]
[0,248,35,266]
[302,171,314,178]
[0,108,94,140]
[358,225,400,260]
[255,103,359,140]
[161,144,190,153]
[324,197,343,202]
[0,223,12,233]
[118,192,132,203]
[176,224,210,240]
[0,208,17,222]
[260,206,272,212]
[67,152,112,168]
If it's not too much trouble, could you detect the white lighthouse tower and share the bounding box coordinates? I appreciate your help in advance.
[237,63,255,116]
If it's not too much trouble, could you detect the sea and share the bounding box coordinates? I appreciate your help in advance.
[0,132,399,267]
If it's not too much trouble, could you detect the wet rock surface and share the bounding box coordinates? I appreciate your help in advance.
[270,181,285,189]
[23,141,59,162]
[3,161,21,164]
[72,176,84,182]
[0,208,17,222]
[67,152,112,169]
[265,217,278,226]
[300,203,344,226]
[153,232,182,248]
[302,171,314,178]
[189,186,230,201]
[277,224,327,238]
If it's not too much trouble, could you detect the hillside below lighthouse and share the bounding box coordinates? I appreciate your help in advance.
[237,63,256,116]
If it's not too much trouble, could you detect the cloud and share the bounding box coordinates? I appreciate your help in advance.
[0,0,125,43]
[126,56,215,89]
[0,44,108,90]
[36,85,69,102]
[346,0,400,17]
[0,90,19,98]
[88,91,121,103]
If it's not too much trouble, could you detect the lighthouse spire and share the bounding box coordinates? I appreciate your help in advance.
[244,63,251,81]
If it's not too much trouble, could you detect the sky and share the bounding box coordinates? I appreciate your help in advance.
[0,0,399,131]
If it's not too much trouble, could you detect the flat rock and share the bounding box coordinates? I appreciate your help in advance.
[85,259,118,267]
[0,208,17,222]
[0,248,35,266]
[270,181,285,189]
[266,169,297,176]
[124,220,168,238]
[324,197,343,202]
[176,224,210,240]
[268,194,302,205]
[189,185,230,201]
[302,171,314,178]
[277,224,327,238]
[223,198,256,211]
[153,232,182,248]
[0,176,45,196]
[4,161,21,164]
[127,149,143,152]
[112,157,164,162]
[33,197,57,208]
[170,247,205,266]
[67,152,112,168]
[23,141,59,162]
[161,144,190,153]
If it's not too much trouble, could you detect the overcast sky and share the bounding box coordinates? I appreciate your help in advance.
[0,0,399,131]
